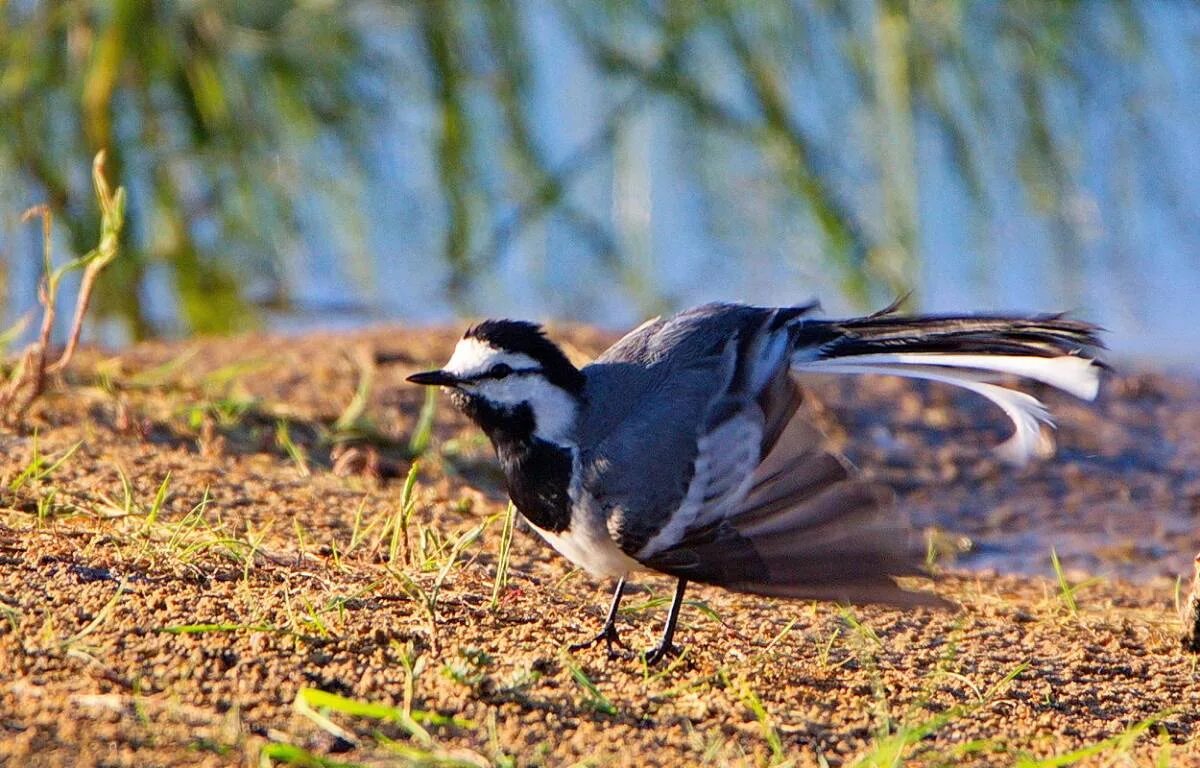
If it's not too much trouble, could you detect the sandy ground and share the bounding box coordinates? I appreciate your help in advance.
[0,325,1198,767]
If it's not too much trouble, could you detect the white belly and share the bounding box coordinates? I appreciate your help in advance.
[529,516,641,579]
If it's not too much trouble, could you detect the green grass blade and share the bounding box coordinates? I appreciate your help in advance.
[389,462,421,566]
[36,440,82,481]
[489,502,516,610]
[61,577,128,649]
[1015,712,1168,767]
[1050,548,1077,615]
[0,313,32,350]
[427,522,485,616]
[375,732,489,766]
[408,386,438,456]
[334,351,374,433]
[157,623,277,634]
[738,679,786,763]
[260,742,368,768]
[142,471,172,529]
[293,687,471,748]
[276,420,311,477]
[566,661,616,715]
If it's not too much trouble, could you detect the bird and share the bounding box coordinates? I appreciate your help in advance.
[407,301,1103,664]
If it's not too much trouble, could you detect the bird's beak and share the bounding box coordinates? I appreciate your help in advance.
[406,369,461,387]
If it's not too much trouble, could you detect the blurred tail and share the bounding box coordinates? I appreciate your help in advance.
[789,306,1105,464]
[644,400,950,608]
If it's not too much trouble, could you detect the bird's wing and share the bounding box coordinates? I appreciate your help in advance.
[580,340,753,557]
[592,313,666,364]
[581,302,817,446]
[581,305,811,558]
[640,384,950,607]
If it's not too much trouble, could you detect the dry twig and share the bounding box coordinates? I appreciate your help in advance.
[0,151,125,424]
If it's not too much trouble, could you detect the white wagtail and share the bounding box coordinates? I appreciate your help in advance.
[407,301,1102,663]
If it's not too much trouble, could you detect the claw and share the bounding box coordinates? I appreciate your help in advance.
[569,622,628,657]
[643,641,682,666]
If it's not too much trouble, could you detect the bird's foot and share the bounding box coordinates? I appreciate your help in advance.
[569,622,628,658]
[643,641,683,666]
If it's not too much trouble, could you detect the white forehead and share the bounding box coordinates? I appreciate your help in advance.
[443,337,539,377]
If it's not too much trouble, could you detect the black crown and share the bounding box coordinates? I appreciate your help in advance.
[465,320,585,393]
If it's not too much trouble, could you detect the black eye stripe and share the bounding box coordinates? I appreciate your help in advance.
[463,366,540,382]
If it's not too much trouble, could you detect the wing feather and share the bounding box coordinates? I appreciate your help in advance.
[643,374,948,608]
[583,306,797,558]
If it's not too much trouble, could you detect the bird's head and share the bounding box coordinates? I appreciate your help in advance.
[407,320,585,445]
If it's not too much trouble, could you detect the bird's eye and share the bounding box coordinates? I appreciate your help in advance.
[489,363,514,378]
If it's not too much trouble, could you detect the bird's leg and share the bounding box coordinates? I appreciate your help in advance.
[644,579,688,666]
[569,577,628,656]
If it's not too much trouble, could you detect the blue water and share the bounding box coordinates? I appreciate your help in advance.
[293,2,1200,368]
[3,2,1199,370]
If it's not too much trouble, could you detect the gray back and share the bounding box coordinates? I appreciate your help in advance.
[577,303,777,554]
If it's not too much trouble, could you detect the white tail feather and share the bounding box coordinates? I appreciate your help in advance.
[800,352,1100,400]
[792,357,1095,465]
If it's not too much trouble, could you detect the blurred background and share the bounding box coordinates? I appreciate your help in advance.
[1,1,1198,363]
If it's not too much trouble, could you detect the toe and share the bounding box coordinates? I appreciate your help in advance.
[643,643,682,666]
